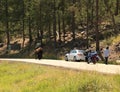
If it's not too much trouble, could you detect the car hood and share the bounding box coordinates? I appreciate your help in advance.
[65,53,69,56]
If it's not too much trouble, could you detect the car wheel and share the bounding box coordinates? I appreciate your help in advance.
[73,56,77,61]
[65,56,68,61]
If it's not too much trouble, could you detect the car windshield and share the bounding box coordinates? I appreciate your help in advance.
[70,50,77,53]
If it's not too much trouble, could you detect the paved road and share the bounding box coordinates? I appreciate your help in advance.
[0,58,120,75]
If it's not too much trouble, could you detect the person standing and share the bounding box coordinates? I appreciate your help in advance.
[37,46,43,59]
[35,43,43,60]
[103,46,110,64]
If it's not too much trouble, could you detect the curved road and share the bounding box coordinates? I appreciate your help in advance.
[0,58,120,75]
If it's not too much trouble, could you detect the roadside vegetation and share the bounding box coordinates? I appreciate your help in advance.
[0,61,120,92]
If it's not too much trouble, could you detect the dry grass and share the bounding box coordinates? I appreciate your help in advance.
[0,61,120,92]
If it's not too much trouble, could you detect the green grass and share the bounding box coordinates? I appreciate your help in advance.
[0,61,120,92]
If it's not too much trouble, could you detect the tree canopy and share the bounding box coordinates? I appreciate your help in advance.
[0,0,120,51]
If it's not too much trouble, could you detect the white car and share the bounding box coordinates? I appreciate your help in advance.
[65,49,85,61]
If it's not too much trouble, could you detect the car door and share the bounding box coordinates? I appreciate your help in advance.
[69,50,76,60]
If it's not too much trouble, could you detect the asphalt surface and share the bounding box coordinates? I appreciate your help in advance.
[0,58,120,75]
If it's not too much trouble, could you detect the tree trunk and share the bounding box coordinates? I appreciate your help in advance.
[86,0,90,49]
[91,0,94,26]
[28,0,32,44]
[22,0,25,48]
[22,18,25,48]
[96,0,104,61]
[95,0,99,51]
[115,0,119,16]
[62,16,65,43]
[58,12,61,42]
[72,0,76,41]
[5,0,10,50]
[48,21,51,41]
[40,29,43,46]
[48,3,51,42]
[72,11,75,41]
[28,16,32,43]
[62,0,65,43]
[39,3,43,46]
[53,0,57,48]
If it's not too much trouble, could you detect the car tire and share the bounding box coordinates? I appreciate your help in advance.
[65,56,68,61]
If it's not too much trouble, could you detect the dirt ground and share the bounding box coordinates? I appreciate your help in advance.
[0,38,120,61]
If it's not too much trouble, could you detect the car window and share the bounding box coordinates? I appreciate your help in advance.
[74,50,77,53]
[70,50,73,53]
[70,50,77,53]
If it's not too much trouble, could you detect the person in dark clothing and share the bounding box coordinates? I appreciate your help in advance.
[84,49,89,63]
[37,47,43,59]
[35,43,43,60]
